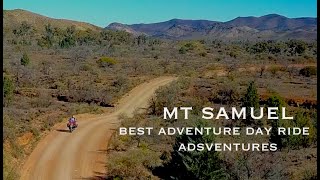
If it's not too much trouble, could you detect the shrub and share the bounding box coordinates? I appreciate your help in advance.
[97,57,118,68]
[267,94,286,149]
[59,26,76,48]
[20,52,30,66]
[286,110,316,149]
[301,167,317,180]
[299,66,317,77]
[30,92,52,108]
[3,150,19,180]
[179,46,187,54]
[112,75,129,93]
[212,85,240,105]
[149,78,188,116]
[269,65,282,77]
[106,149,161,179]
[3,75,14,106]
[287,40,307,55]
[199,51,207,57]
[242,81,259,109]
[242,81,259,125]
[3,115,16,141]
[179,41,205,54]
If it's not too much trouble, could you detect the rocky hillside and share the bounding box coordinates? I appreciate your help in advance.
[3,9,101,33]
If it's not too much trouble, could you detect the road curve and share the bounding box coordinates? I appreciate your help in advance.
[20,76,177,180]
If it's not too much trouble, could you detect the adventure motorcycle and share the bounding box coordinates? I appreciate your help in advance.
[67,122,78,133]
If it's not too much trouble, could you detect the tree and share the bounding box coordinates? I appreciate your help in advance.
[267,94,286,150]
[243,81,259,108]
[76,29,99,45]
[136,35,147,45]
[242,81,259,125]
[13,21,32,36]
[287,40,307,55]
[12,21,34,45]
[20,52,30,66]
[59,26,76,48]
[3,75,14,106]
[38,24,55,48]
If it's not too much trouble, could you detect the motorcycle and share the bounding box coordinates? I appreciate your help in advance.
[67,122,78,133]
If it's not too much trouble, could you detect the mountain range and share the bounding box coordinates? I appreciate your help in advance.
[107,14,317,41]
[3,9,317,41]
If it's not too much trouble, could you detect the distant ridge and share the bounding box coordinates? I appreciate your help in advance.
[106,14,317,40]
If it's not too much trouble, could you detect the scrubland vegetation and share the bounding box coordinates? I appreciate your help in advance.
[107,76,316,180]
[3,21,317,179]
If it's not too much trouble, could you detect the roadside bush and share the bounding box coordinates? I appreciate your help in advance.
[3,150,19,180]
[149,78,188,116]
[106,149,161,179]
[112,75,129,94]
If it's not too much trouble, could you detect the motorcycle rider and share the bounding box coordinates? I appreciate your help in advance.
[68,115,77,127]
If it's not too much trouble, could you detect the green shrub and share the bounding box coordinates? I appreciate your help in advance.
[20,52,30,66]
[267,94,286,149]
[179,46,187,54]
[286,111,316,149]
[96,57,118,68]
[3,75,14,106]
[179,41,205,54]
[243,81,259,109]
[242,81,259,125]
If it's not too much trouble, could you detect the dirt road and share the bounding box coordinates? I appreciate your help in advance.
[20,76,176,180]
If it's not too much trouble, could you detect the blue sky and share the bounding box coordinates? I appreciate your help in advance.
[3,0,317,27]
